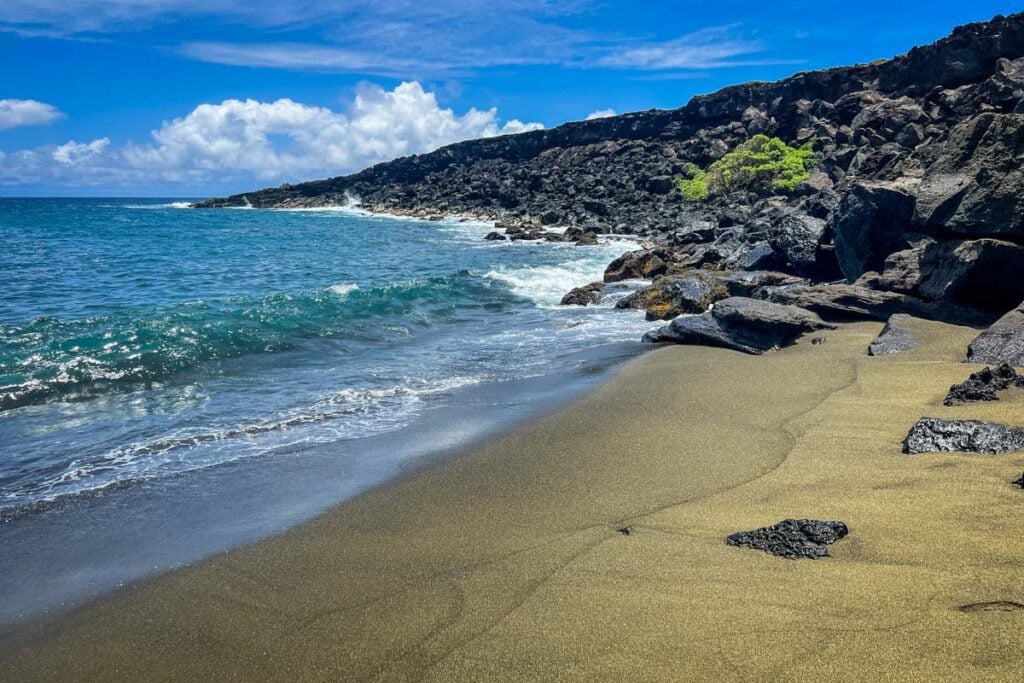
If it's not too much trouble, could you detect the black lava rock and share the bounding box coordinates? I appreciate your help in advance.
[868,314,918,356]
[944,363,1024,405]
[726,519,849,559]
[1012,472,1024,488]
[902,417,1024,454]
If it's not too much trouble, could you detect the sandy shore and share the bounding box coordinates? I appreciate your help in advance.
[4,319,1024,680]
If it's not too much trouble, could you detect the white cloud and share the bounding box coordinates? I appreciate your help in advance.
[53,138,110,164]
[0,99,64,131]
[0,81,542,192]
[599,26,799,70]
[585,109,616,120]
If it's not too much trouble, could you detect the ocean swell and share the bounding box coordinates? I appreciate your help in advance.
[0,274,508,412]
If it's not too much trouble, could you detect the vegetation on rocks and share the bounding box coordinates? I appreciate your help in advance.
[675,135,816,200]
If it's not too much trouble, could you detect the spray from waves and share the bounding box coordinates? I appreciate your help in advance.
[0,275,509,412]
[482,239,640,307]
[328,283,359,297]
[123,202,193,209]
[0,376,480,518]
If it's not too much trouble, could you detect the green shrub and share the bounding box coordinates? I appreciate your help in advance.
[674,163,708,201]
[676,135,815,201]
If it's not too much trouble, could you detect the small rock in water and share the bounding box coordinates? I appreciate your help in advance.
[944,363,1024,405]
[559,281,605,306]
[1013,472,1024,489]
[484,231,507,241]
[726,519,849,559]
[902,418,1024,455]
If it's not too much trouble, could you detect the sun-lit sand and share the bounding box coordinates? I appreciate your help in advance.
[4,319,1024,681]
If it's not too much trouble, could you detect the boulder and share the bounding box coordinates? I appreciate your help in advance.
[967,304,1024,366]
[829,181,916,281]
[615,272,728,320]
[903,417,1024,454]
[944,363,1024,405]
[915,239,1024,314]
[643,297,834,354]
[719,271,805,298]
[765,283,990,326]
[726,519,849,559]
[868,314,918,355]
[913,114,1024,239]
[559,282,605,306]
[484,231,507,241]
[603,249,669,283]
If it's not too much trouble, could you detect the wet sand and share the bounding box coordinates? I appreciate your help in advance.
[4,319,1024,681]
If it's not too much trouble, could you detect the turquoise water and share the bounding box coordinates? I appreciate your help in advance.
[0,198,652,519]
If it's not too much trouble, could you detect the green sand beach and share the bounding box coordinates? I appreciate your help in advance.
[5,319,1024,680]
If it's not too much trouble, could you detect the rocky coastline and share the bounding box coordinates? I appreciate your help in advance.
[197,12,1024,465]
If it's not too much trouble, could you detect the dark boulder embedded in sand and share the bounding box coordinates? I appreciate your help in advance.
[830,181,916,281]
[615,272,728,320]
[868,314,918,356]
[967,304,1024,366]
[902,417,1024,454]
[643,297,834,354]
[944,363,1024,405]
[1013,472,1024,489]
[603,249,670,283]
[726,519,849,559]
[559,281,605,306]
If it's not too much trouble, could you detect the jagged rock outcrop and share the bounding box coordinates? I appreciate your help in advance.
[726,519,849,559]
[944,363,1024,404]
[868,314,918,355]
[902,417,1024,454]
[643,297,834,353]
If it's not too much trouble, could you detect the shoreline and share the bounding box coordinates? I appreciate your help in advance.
[0,340,648,628]
[7,318,1023,679]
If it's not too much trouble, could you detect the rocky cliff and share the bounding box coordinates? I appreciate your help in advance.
[198,11,1024,343]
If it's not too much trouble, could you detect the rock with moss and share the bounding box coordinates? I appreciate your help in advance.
[614,272,728,320]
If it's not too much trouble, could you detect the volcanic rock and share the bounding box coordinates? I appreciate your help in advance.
[944,363,1024,405]
[726,519,849,559]
[615,272,728,320]
[902,417,1024,454]
[559,282,605,306]
[643,297,834,353]
[967,303,1024,366]
[868,314,918,355]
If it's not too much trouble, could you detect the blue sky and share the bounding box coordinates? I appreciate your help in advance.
[1,0,1021,196]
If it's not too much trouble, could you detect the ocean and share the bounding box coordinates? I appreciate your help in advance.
[0,197,655,623]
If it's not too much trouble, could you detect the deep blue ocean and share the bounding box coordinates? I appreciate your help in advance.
[0,198,653,622]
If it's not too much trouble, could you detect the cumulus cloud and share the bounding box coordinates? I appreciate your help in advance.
[53,138,110,164]
[0,81,542,192]
[585,109,616,120]
[0,99,64,131]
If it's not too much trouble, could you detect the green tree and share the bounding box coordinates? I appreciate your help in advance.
[675,135,815,201]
